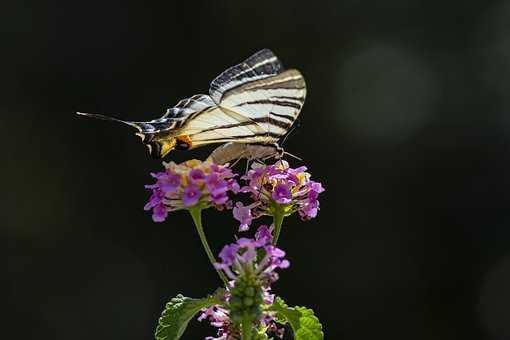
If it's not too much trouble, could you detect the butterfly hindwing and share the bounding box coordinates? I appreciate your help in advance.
[179,106,268,147]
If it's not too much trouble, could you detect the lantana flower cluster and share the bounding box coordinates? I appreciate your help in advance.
[144,159,239,222]
[215,225,289,285]
[233,161,325,231]
[143,159,325,339]
[199,225,288,339]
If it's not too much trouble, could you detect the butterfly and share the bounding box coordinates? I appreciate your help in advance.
[77,49,306,163]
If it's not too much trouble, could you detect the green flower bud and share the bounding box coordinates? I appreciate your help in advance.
[243,297,254,306]
[245,286,255,296]
[228,272,264,324]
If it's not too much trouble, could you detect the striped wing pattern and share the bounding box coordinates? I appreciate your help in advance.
[127,94,216,133]
[180,50,306,146]
[217,68,306,139]
[209,49,283,104]
[79,49,306,154]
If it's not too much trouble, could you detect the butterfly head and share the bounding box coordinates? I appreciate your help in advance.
[139,133,193,158]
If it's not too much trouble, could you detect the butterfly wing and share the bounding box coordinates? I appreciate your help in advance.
[180,106,268,147]
[78,94,214,139]
[217,69,306,139]
[180,49,306,146]
[208,49,306,140]
[209,49,284,103]
[78,49,306,158]
[77,94,216,157]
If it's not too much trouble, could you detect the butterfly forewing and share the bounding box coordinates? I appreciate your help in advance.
[177,49,305,146]
[217,69,306,138]
[209,49,283,104]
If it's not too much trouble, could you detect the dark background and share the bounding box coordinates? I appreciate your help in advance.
[4,1,510,339]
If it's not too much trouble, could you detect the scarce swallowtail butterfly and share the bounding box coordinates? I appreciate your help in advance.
[77,49,306,164]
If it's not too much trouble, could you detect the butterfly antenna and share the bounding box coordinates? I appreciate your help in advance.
[76,112,140,129]
[280,120,300,147]
[283,151,302,161]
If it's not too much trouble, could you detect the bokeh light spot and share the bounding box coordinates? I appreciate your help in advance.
[336,44,438,145]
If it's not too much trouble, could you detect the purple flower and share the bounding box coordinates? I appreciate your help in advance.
[308,181,325,194]
[215,225,289,286]
[189,168,205,182]
[205,172,230,206]
[210,193,229,206]
[218,244,239,266]
[198,304,238,339]
[265,245,290,269]
[152,203,168,222]
[236,238,257,263]
[254,225,273,246]
[143,159,240,222]
[205,172,223,192]
[144,187,164,210]
[233,202,253,231]
[182,184,201,207]
[300,200,319,219]
[204,228,288,339]
[144,187,168,222]
[158,172,181,194]
[237,160,325,222]
[272,183,292,204]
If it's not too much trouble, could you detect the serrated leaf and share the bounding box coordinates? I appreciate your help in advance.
[271,297,324,340]
[155,294,218,340]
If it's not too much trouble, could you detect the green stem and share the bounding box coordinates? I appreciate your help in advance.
[272,205,285,245]
[241,315,252,340]
[189,207,228,285]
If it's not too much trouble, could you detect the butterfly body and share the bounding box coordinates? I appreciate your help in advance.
[207,142,282,165]
[77,49,306,161]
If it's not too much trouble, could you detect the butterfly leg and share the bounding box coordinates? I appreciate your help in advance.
[262,143,285,165]
[230,155,245,168]
[245,159,251,173]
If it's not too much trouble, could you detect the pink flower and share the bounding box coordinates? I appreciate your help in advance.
[214,225,289,286]
[272,183,292,204]
[158,172,181,194]
[188,168,205,182]
[203,226,288,339]
[182,184,201,207]
[232,202,253,231]
[143,160,239,222]
[236,160,325,223]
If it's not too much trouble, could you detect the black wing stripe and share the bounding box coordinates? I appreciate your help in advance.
[234,99,302,110]
[209,49,283,104]
[162,94,216,120]
[273,95,306,102]
[269,112,297,122]
[252,116,292,130]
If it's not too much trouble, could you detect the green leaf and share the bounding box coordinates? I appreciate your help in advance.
[154,294,218,340]
[271,297,324,340]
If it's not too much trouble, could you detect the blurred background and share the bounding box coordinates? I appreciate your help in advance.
[4,1,510,339]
